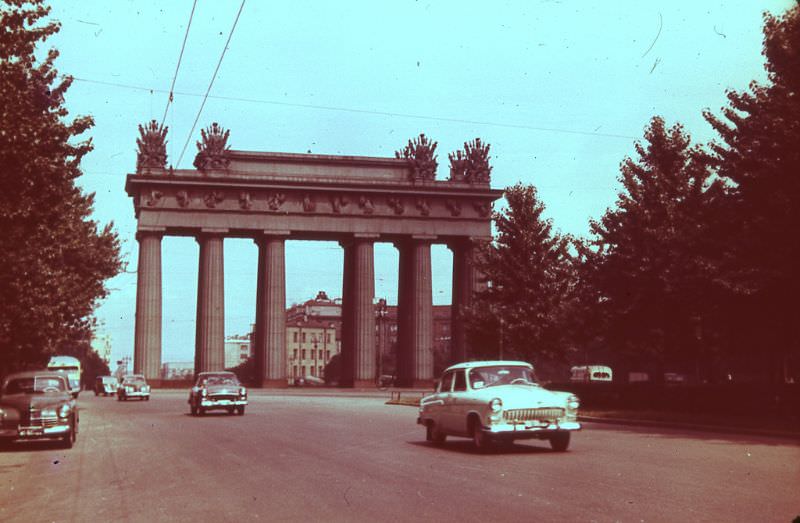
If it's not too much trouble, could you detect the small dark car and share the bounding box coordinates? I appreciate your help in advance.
[0,371,79,448]
[188,371,247,416]
[117,374,150,401]
[94,375,118,396]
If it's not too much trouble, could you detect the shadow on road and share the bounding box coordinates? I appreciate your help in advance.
[407,439,555,455]
[584,421,800,446]
[0,440,69,453]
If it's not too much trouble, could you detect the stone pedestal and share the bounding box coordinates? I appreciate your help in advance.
[134,231,163,380]
[340,237,375,387]
[254,235,287,387]
[396,238,434,387]
[195,232,225,374]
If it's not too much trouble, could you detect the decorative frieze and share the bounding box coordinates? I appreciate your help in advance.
[145,189,163,207]
[415,198,430,216]
[204,191,224,208]
[388,197,405,215]
[176,190,190,208]
[239,191,252,210]
[445,198,462,216]
[358,196,374,215]
[302,194,316,212]
[267,192,286,211]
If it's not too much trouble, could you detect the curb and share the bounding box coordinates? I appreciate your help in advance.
[578,415,800,441]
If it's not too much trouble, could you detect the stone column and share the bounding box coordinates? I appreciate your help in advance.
[195,230,226,375]
[450,239,478,365]
[134,230,163,380]
[340,235,376,387]
[396,237,434,387]
[254,233,287,387]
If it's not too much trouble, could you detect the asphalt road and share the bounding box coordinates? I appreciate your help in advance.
[1,390,798,522]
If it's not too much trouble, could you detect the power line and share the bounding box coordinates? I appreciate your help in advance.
[160,0,198,128]
[68,76,637,141]
[177,0,246,168]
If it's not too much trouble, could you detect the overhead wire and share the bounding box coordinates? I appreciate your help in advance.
[160,0,198,129]
[68,76,637,142]
[176,0,246,168]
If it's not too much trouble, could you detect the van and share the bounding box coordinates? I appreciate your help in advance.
[570,365,613,383]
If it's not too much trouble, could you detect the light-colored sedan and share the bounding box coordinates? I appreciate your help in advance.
[188,372,247,416]
[117,375,150,401]
[418,361,581,451]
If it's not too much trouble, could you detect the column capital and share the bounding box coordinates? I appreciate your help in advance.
[197,227,229,238]
[135,227,165,242]
[339,233,379,249]
[254,231,290,246]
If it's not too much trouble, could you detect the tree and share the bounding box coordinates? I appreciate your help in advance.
[465,183,579,372]
[703,4,800,383]
[583,117,724,379]
[0,0,122,375]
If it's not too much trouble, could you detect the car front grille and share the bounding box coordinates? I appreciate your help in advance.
[503,408,565,422]
[209,394,237,402]
[28,409,60,428]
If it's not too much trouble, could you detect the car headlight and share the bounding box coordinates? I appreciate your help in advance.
[143,385,150,392]
[489,398,503,413]
[201,388,207,397]
[239,387,247,397]
[567,394,580,410]
[58,404,71,419]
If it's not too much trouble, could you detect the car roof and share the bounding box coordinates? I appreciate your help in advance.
[443,360,533,372]
[3,371,68,382]
[197,371,236,377]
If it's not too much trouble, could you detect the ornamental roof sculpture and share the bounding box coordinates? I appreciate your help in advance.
[463,138,492,184]
[193,122,231,171]
[136,120,168,173]
[396,133,438,181]
[448,150,467,182]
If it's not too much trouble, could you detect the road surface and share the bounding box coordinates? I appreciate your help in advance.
[1,390,797,522]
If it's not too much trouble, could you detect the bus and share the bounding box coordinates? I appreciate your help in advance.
[570,365,613,383]
[47,355,82,397]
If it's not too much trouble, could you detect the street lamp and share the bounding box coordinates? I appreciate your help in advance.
[376,298,388,385]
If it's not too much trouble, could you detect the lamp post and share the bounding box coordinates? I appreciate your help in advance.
[376,298,388,385]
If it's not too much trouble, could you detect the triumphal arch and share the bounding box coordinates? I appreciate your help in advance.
[126,122,501,387]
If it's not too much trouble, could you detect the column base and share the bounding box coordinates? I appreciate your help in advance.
[259,379,289,388]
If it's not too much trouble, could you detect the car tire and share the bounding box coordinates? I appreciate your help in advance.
[61,421,76,449]
[190,402,198,416]
[471,421,493,452]
[236,406,245,416]
[145,396,149,401]
[549,431,571,452]
[426,423,446,446]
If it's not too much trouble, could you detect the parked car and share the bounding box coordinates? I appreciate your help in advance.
[94,375,118,396]
[0,371,79,448]
[418,361,581,451]
[570,365,613,383]
[117,375,150,401]
[188,371,247,416]
[293,375,326,387]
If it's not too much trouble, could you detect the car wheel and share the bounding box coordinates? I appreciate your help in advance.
[235,406,245,416]
[145,396,149,401]
[117,394,122,401]
[426,423,446,446]
[549,431,571,452]
[61,421,76,449]
[190,402,198,416]
[471,420,493,452]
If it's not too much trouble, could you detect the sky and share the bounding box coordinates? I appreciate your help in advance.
[40,0,790,365]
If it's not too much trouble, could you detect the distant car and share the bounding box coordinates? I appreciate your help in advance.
[294,375,325,387]
[188,371,247,416]
[418,361,581,452]
[570,365,613,383]
[94,376,118,396]
[0,371,79,448]
[117,375,150,401]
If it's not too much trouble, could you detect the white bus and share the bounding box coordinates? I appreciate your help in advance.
[570,365,613,383]
[47,355,82,397]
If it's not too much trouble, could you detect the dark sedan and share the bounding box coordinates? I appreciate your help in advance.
[188,371,247,416]
[0,371,79,448]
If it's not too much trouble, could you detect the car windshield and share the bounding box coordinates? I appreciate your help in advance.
[468,366,538,389]
[202,375,239,386]
[3,376,66,394]
[101,377,117,384]
[123,377,146,385]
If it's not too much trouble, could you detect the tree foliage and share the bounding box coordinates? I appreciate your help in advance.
[582,117,724,375]
[703,4,800,381]
[465,183,579,367]
[0,0,121,374]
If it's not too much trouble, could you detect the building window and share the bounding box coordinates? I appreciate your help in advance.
[310,367,316,377]
[318,366,323,377]
[326,333,332,343]
[302,332,306,343]
[301,366,306,376]
[293,349,297,359]
[326,350,330,360]
[293,332,298,342]
[293,365,297,378]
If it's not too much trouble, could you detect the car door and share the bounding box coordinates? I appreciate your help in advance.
[430,371,454,429]
[443,370,469,436]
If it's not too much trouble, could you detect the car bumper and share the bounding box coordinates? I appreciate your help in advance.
[0,425,70,439]
[122,391,150,398]
[199,398,247,409]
